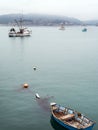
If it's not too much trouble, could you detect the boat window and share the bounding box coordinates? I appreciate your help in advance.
[59,106,65,111]
[68,110,73,114]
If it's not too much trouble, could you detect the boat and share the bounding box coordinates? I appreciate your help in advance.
[50,102,95,130]
[82,28,87,32]
[59,23,65,30]
[8,18,32,37]
[50,115,66,130]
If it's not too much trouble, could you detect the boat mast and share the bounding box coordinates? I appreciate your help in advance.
[14,14,24,30]
[19,18,23,29]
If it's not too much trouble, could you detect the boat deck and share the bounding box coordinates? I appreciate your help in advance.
[53,110,92,129]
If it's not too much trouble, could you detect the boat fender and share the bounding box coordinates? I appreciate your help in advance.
[35,93,40,99]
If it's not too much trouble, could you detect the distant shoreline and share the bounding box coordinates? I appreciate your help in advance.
[0,13,98,26]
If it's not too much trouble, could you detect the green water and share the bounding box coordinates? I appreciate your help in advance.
[0,26,98,130]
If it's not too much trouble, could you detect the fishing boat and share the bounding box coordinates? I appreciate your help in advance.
[50,102,95,130]
[82,28,87,32]
[8,18,32,37]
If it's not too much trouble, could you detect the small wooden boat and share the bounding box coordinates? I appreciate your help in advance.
[50,102,95,130]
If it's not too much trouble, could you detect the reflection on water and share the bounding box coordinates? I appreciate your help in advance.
[16,84,34,94]
[50,116,68,130]
[36,95,54,112]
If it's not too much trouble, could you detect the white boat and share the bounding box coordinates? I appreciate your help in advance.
[8,18,32,37]
[59,23,65,30]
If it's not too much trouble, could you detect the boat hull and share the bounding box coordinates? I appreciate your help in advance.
[9,33,31,37]
[52,115,78,130]
[52,115,95,130]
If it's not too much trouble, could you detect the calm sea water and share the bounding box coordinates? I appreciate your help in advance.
[0,26,98,130]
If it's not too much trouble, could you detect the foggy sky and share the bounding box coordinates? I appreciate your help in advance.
[0,0,98,20]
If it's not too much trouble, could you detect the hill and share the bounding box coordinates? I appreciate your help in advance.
[83,20,98,26]
[0,13,82,26]
[0,13,98,26]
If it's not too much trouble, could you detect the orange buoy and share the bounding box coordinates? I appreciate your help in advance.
[23,83,29,88]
